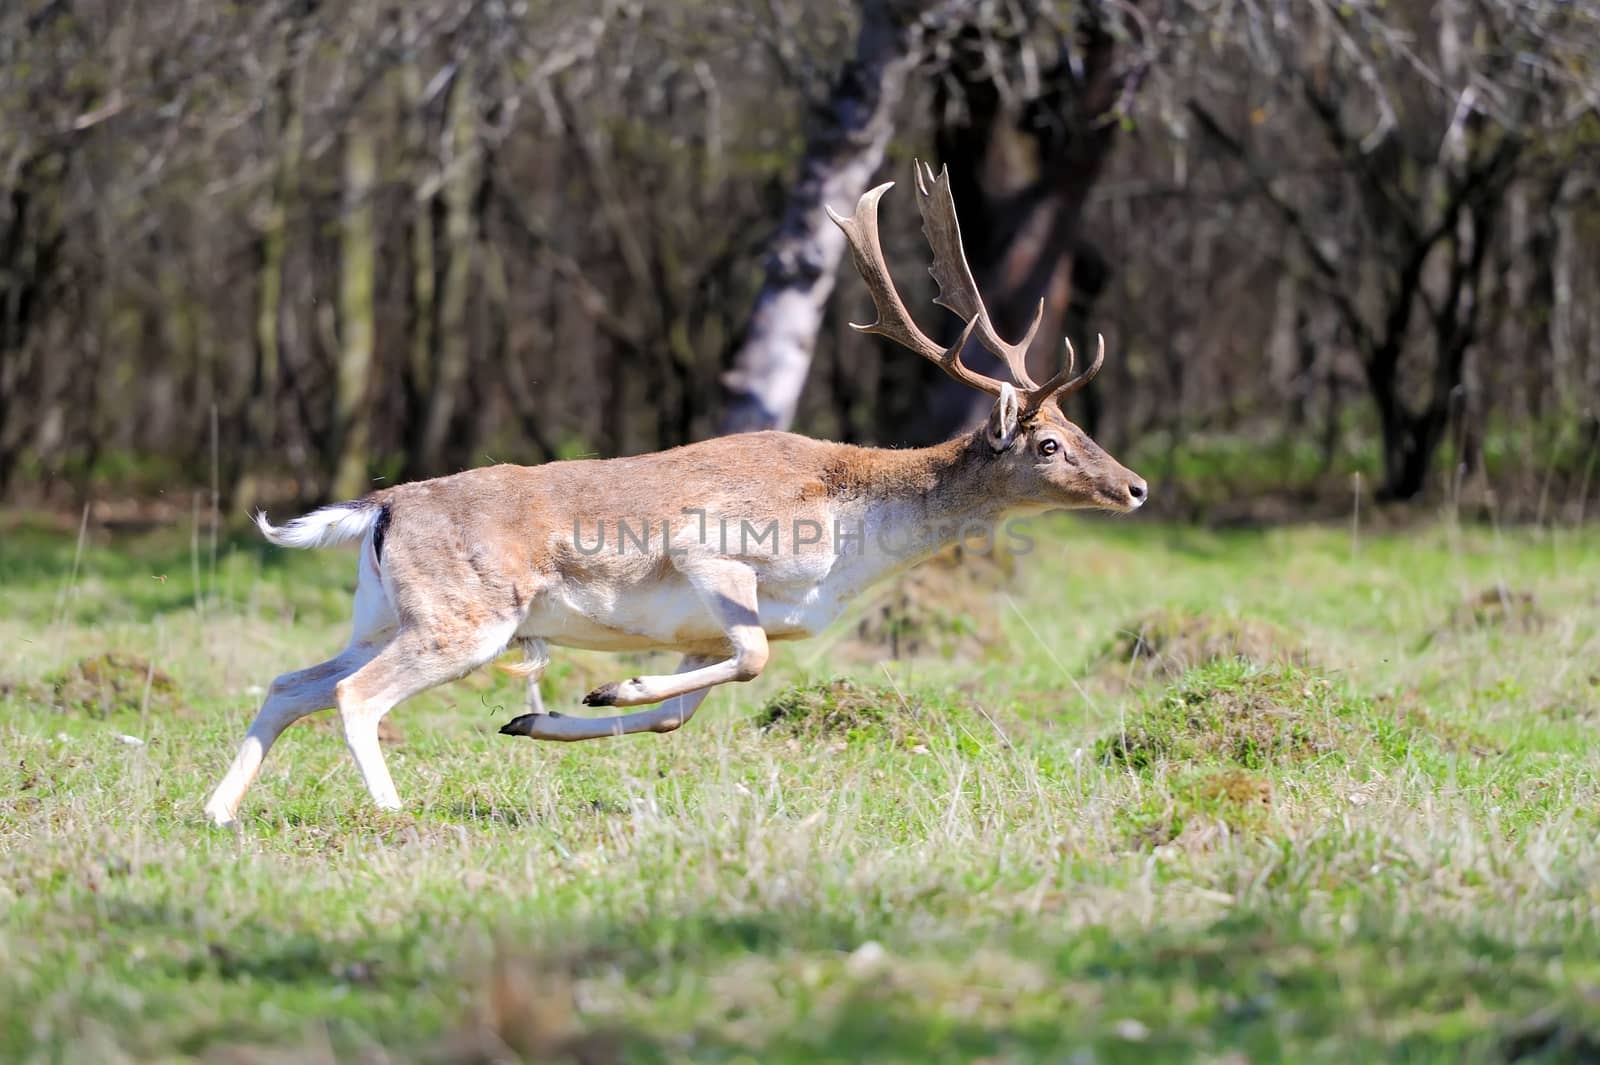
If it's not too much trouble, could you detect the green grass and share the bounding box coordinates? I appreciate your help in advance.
[2,510,1599,1063]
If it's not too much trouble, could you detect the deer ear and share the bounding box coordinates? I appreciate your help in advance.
[985,384,1021,452]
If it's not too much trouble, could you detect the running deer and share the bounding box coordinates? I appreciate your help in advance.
[204,162,1146,826]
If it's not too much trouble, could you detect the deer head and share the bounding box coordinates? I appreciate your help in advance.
[827,161,1147,513]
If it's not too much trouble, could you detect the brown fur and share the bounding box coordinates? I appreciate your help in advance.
[365,414,1136,587]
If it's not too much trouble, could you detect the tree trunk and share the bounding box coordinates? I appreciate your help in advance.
[923,9,1132,440]
[1548,171,1581,406]
[237,57,304,512]
[402,56,437,473]
[0,142,76,496]
[331,124,378,500]
[1376,404,1447,502]
[717,0,937,435]
[418,68,478,472]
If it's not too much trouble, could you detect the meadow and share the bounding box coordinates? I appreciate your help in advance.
[1,507,1598,1064]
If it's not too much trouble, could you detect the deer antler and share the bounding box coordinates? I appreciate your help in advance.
[827,160,1105,412]
[825,184,991,395]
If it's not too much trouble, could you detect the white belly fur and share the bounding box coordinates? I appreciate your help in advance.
[517,550,865,653]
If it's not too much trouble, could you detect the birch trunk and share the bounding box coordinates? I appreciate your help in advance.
[717,0,938,434]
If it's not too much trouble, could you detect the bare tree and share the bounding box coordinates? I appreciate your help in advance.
[1188,0,1598,499]
[923,1,1146,440]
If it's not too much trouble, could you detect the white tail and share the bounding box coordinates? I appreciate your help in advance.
[255,501,382,550]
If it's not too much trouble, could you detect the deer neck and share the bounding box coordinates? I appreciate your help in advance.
[839,430,1018,570]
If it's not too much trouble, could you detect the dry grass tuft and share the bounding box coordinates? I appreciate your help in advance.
[1195,766,1275,808]
[435,952,627,1065]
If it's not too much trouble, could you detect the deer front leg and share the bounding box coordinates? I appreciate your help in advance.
[583,558,767,708]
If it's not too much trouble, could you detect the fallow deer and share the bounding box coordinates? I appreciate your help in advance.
[204,162,1146,826]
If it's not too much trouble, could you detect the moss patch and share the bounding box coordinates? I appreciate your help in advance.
[756,679,927,746]
[1122,767,1276,851]
[1096,662,1382,770]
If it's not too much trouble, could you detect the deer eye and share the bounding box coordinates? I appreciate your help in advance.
[1038,438,1059,458]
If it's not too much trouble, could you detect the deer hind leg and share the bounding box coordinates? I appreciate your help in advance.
[585,558,767,709]
[204,649,375,826]
[334,619,518,810]
[520,637,550,716]
[499,655,715,741]
[205,561,395,826]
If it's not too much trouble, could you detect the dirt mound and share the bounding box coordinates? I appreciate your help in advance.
[1096,663,1367,770]
[1376,691,1502,756]
[1446,585,1544,633]
[27,653,188,718]
[1097,609,1315,686]
[845,544,1009,661]
[756,678,927,746]
[1123,767,1275,851]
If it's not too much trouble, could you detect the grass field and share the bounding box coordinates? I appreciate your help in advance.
[2,509,1598,1063]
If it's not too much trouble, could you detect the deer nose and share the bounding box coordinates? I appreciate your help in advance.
[1127,478,1148,507]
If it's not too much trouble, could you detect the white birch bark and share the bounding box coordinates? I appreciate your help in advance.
[719,1,957,434]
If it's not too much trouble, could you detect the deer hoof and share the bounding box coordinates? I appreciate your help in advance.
[583,682,622,707]
[499,711,561,737]
[203,802,237,829]
[499,715,533,737]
